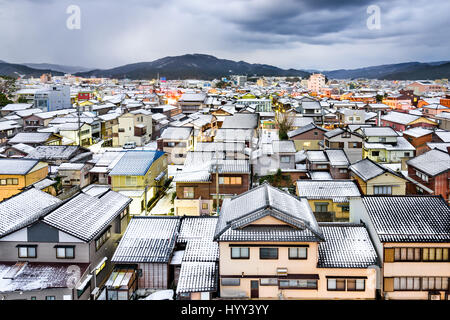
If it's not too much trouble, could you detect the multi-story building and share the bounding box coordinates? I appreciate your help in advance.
[215,183,379,299]
[34,85,71,112]
[307,74,326,93]
[350,196,450,300]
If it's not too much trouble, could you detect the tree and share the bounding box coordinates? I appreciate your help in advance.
[275,111,295,140]
[17,96,28,103]
[0,93,13,107]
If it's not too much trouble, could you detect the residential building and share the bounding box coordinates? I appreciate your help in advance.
[0,159,49,201]
[158,127,194,165]
[296,180,361,221]
[350,196,450,300]
[215,183,378,299]
[34,85,71,112]
[109,150,168,215]
[288,123,328,151]
[349,158,407,195]
[323,128,364,164]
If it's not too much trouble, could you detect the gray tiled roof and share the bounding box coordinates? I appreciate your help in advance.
[296,180,361,202]
[176,262,218,294]
[183,240,219,262]
[112,217,181,263]
[43,190,131,242]
[287,123,327,138]
[362,196,450,243]
[8,132,52,144]
[325,149,349,167]
[0,159,40,175]
[214,183,324,242]
[25,146,80,160]
[318,223,379,268]
[0,188,61,238]
[177,216,218,243]
[349,158,386,181]
[406,149,450,176]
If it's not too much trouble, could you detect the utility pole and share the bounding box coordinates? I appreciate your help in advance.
[77,102,81,147]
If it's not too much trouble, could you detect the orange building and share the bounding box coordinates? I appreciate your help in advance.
[0,159,49,201]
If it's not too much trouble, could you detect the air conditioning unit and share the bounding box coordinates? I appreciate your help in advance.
[277,268,288,276]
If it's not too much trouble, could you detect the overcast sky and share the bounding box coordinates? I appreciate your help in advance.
[1,0,449,70]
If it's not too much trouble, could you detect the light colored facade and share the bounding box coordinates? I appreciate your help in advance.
[307,74,326,93]
[117,111,152,147]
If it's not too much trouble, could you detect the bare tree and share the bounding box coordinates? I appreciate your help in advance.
[275,111,295,140]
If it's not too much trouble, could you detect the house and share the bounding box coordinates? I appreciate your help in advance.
[0,159,49,201]
[98,112,120,147]
[173,151,251,216]
[0,187,131,300]
[252,139,297,177]
[56,122,93,146]
[109,216,219,300]
[349,158,407,195]
[422,104,450,119]
[158,127,194,165]
[109,150,168,215]
[295,97,323,124]
[296,180,361,221]
[406,149,450,202]
[117,110,152,147]
[406,81,445,95]
[0,120,21,145]
[1,143,35,158]
[402,127,433,155]
[8,132,62,147]
[359,127,415,164]
[380,111,437,132]
[435,112,450,131]
[215,183,378,299]
[1,103,34,117]
[24,145,91,166]
[323,128,364,164]
[324,149,350,179]
[287,123,328,151]
[350,196,450,300]
[58,162,93,190]
[177,93,207,114]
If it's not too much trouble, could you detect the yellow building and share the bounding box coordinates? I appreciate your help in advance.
[296,180,361,221]
[0,159,49,201]
[109,150,168,215]
[349,158,407,195]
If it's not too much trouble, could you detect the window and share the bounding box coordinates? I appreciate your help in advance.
[45,296,56,300]
[183,187,194,199]
[315,203,328,213]
[371,151,380,157]
[56,246,75,259]
[231,247,249,259]
[18,246,37,258]
[279,279,317,289]
[202,203,208,210]
[327,279,345,291]
[339,169,347,173]
[416,170,429,182]
[219,177,242,185]
[347,279,365,291]
[125,176,137,186]
[260,278,278,286]
[95,228,111,251]
[317,165,328,169]
[259,248,278,259]
[374,186,392,195]
[423,248,449,261]
[280,156,291,163]
[30,297,36,300]
[221,278,240,286]
[289,247,307,259]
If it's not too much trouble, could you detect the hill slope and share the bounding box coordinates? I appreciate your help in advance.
[75,54,310,80]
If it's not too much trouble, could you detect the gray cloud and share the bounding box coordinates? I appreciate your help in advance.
[0,0,449,70]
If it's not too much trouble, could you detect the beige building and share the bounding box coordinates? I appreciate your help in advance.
[215,183,379,299]
[307,73,326,93]
[350,196,450,300]
[117,110,152,147]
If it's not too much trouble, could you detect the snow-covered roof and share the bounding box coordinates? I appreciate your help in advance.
[176,262,218,294]
[0,159,40,175]
[296,180,360,202]
[0,188,61,238]
[109,150,165,176]
[43,190,131,242]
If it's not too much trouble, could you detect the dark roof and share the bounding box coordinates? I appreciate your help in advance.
[317,223,379,268]
[287,123,327,138]
[112,216,181,263]
[349,158,404,181]
[362,196,450,243]
[214,183,324,242]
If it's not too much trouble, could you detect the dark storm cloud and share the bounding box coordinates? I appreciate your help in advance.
[0,0,449,69]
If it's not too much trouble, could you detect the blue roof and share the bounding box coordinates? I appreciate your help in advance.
[109,150,165,176]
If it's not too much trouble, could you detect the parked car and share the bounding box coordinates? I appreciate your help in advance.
[123,141,137,149]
